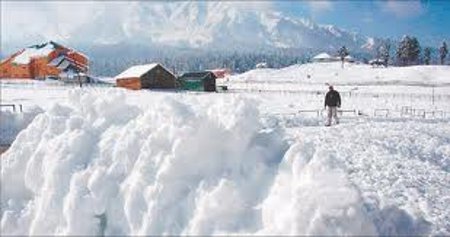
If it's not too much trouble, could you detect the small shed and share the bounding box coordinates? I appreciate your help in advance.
[178,71,217,92]
[115,63,177,90]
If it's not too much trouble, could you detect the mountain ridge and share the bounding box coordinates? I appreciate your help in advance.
[36,2,380,53]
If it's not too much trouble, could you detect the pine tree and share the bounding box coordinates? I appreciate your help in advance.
[409,37,421,64]
[423,47,432,65]
[423,47,431,65]
[397,36,407,66]
[396,35,421,66]
[440,41,448,65]
[338,46,349,68]
[379,41,391,67]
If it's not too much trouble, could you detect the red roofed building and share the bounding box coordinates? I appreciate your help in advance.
[209,68,231,78]
[0,41,89,80]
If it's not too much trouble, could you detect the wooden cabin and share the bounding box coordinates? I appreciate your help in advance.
[0,41,88,80]
[115,63,177,90]
[178,71,217,92]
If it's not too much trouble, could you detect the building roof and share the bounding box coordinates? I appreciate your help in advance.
[57,60,71,70]
[115,63,159,79]
[13,43,55,64]
[208,68,231,78]
[179,71,216,81]
[48,55,65,67]
[313,53,332,59]
[10,41,88,65]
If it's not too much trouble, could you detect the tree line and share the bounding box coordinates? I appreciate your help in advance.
[87,37,448,76]
[338,37,447,68]
[351,36,447,67]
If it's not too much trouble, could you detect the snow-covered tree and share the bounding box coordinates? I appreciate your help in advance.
[409,37,421,64]
[440,41,448,65]
[423,47,432,65]
[379,41,391,67]
[397,36,409,66]
[396,35,421,66]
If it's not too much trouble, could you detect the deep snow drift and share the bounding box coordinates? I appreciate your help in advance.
[1,63,450,235]
[1,90,291,235]
[2,89,449,235]
[0,107,43,145]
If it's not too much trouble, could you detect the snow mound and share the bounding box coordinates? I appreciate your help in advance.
[3,88,446,235]
[231,62,450,86]
[0,107,44,145]
[259,142,377,235]
[1,90,290,235]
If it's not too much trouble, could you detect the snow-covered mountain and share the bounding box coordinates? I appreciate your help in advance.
[57,2,378,52]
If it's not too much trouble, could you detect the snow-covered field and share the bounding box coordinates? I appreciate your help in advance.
[1,63,450,235]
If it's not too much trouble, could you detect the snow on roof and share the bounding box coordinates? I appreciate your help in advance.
[12,43,55,64]
[345,55,353,59]
[115,63,159,79]
[313,53,332,59]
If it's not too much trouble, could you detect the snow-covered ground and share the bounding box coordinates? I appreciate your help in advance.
[1,62,450,235]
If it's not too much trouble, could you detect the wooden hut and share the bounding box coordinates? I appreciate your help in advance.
[178,71,217,92]
[115,63,177,90]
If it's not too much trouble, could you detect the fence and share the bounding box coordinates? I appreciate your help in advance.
[0,104,23,112]
[373,106,448,119]
[266,106,449,121]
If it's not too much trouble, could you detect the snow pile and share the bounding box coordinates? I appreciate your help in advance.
[2,87,448,235]
[1,89,289,235]
[259,142,377,235]
[290,121,450,235]
[0,107,43,145]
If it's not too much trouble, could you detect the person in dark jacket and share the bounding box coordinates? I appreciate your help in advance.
[324,85,341,126]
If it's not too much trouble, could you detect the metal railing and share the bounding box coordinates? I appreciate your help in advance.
[0,104,23,112]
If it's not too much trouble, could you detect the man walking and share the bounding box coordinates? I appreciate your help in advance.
[324,85,341,126]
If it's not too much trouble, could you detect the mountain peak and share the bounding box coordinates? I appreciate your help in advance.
[4,2,379,53]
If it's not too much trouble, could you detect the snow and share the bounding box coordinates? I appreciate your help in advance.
[229,62,450,86]
[3,2,378,51]
[313,52,333,59]
[1,90,288,235]
[115,64,158,79]
[12,43,55,64]
[0,107,43,145]
[362,37,375,50]
[1,63,450,235]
